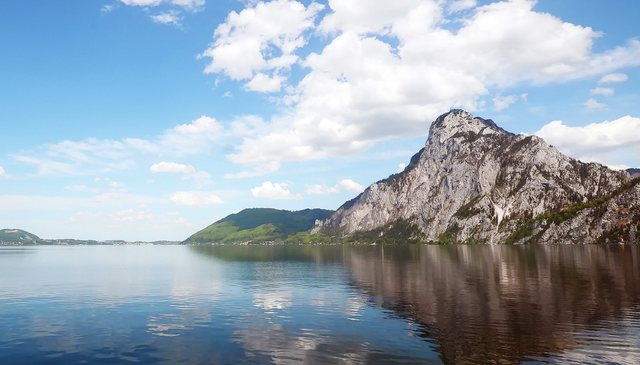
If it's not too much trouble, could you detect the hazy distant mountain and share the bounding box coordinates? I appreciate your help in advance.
[313,110,640,244]
[0,229,42,243]
[628,168,640,177]
[0,229,178,245]
[183,208,335,244]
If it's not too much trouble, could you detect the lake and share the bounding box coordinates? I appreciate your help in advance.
[1,245,639,364]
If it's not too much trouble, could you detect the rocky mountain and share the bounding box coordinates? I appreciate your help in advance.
[184,208,334,244]
[312,109,640,244]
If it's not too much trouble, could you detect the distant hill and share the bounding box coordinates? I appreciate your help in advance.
[183,208,335,244]
[0,229,42,244]
[628,168,640,177]
[0,229,180,245]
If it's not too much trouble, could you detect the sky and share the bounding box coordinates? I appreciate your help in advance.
[1,0,640,241]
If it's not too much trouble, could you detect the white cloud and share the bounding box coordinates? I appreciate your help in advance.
[305,184,340,196]
[110,209,154,222]
[492,94,519,112]
[584,98,606,110]
[449,0,476,13]
[0,193,166,211]
[251,181,302,200]
[170,0,204,10]
[119,0,163,6]
[244,73,286,93]
[398,163,407,172]
[182,171,214,188]
[337,179,365,193]
[304,178,366,195]
[101,5,116,13]
[173,116,222,134]
[174,217,197,228]
[224,161,280,179]
[109,181,126,187]
[64,185,103,193]
[200,0,324,85]
[598,73,628,84]
[590,87,614,96]
[151,11,182,26]
[535,115,640,160]
[169,191,224,206]
[223,0,640,168]
[150,162,196,174]
[118,0,203,9]
[13,115,223,176]
[0,166,10,179]
[150,162,213,187]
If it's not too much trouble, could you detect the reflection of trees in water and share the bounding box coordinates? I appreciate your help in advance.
[343,245,640,365]
[191,244,346,263]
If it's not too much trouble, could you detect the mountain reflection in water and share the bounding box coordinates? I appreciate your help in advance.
[196,244,640,364]
[341,245,640,364]
[1,245,639,365]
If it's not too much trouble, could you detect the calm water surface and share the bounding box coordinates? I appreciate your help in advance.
[0,245,639,364]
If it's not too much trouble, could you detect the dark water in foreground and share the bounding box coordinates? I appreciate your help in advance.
[1,245,639,364]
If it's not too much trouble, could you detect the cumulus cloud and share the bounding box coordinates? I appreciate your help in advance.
[101,5,116,13]
[305,184,341,196]
[598,73,628,84]
[0,192,165,211]
[584,98,606,110]
[173,116,222,134]
[182,171,214,188]
[337,179,365,192]
[118,0,204,9]
[492,94,518,112]
[150,162,196,174]
[151,11,182,26]
[220,0,640,170]
[119,0,163,6]
[110,209,154,222]
[535,115,640,160]
[0,166,10,179]
[224,161,280,179]
[151,162,213,187]
[200,0,324,86]
[590,87,614,96]
[13,115,223,176]
[244,73,286,93]
[174,217,197,228]
[449,0,477,13]
[169,191,224,206]
[398,163,407,172]
[304,178,366,195]
[251,181,302,200]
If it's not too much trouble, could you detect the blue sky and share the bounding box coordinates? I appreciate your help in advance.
[1,0,639,241]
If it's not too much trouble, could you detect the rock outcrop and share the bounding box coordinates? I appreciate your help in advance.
[313,109,640,244]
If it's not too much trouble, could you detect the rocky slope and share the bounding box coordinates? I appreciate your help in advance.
[312,109,639,244]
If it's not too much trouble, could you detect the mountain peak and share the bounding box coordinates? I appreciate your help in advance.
[314,110,637,245]
[429,109,511,144]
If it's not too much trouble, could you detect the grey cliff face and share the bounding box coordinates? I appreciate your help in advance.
[313,109,639,244]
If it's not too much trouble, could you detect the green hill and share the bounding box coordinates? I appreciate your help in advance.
[183,208,334,244]
[0,229,42,244]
